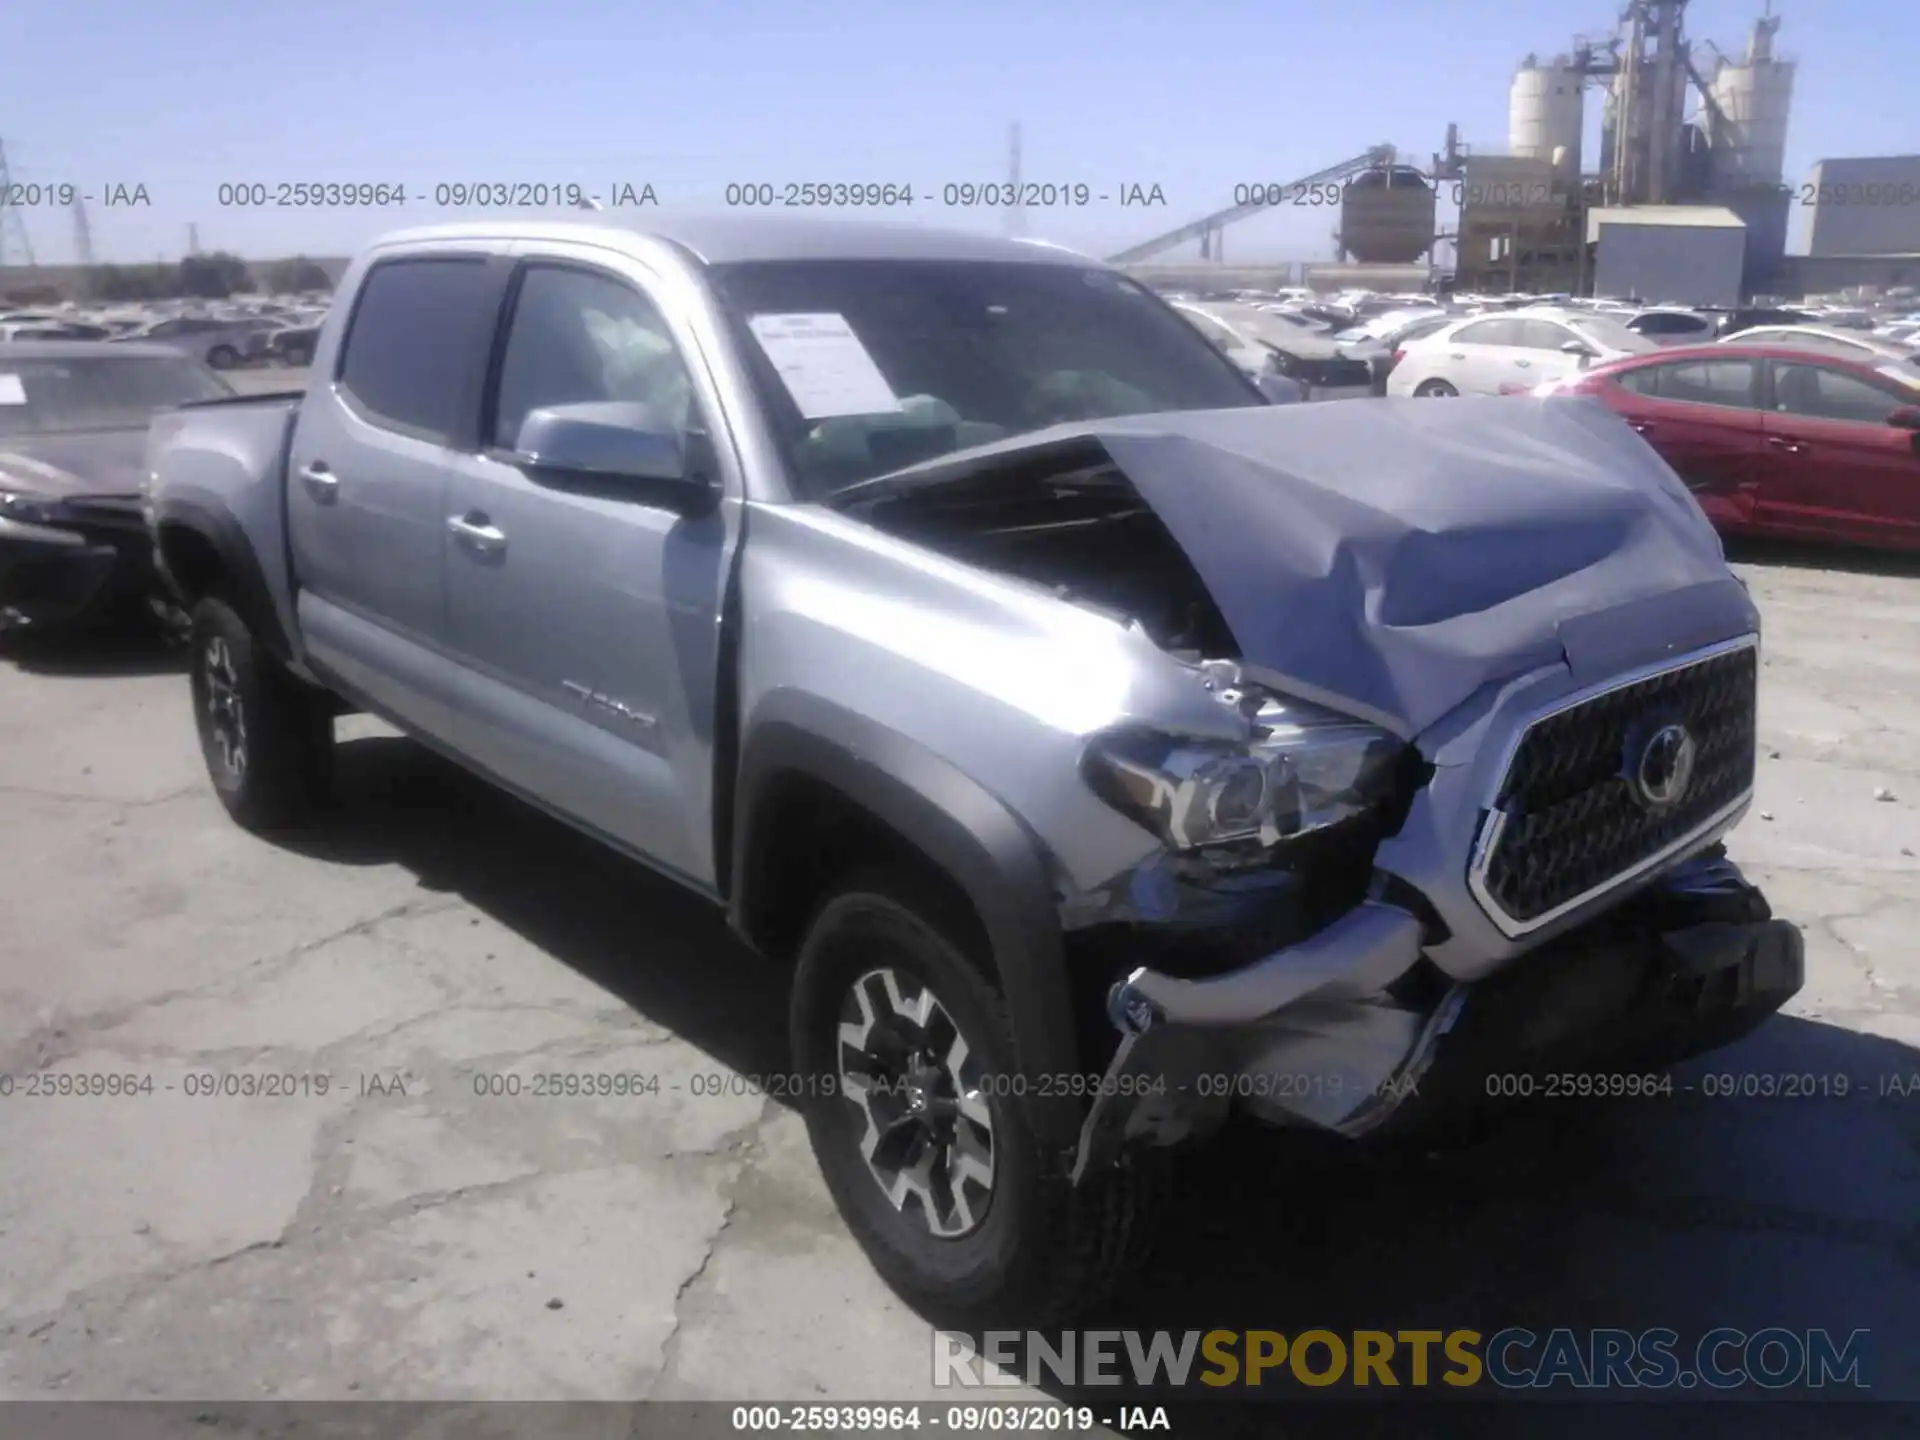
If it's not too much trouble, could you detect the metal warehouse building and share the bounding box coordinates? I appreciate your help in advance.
[1588,205,1749,306]
[1806,155,1920,257]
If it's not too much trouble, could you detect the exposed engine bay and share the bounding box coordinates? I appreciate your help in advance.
[834,436,1239,662]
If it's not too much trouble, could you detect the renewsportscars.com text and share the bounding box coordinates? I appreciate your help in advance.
[934,1327,1871,1391]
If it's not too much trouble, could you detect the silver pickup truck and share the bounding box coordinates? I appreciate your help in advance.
[143,216,1802,1325]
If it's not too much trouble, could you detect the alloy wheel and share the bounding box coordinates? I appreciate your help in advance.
[836,967,996,1239]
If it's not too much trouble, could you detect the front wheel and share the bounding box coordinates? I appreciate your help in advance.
[188,596,333,831]
[1414,378,1460,397]
[791,872,1165,1326]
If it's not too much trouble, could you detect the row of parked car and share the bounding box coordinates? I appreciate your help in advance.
[1154,287,1920,551]
[0,298,330,369]
[1163,286,1920,402]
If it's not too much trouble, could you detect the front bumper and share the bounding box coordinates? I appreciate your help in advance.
[1072,850,1801,1180]
[0,505,152,628]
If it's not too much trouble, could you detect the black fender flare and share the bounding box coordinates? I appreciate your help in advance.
[151,494,296,665]
[731,691,1085,1159]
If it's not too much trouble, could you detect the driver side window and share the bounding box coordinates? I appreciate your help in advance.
[491,264,696,451]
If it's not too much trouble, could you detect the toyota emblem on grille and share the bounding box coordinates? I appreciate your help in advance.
[1631,723,1697,808]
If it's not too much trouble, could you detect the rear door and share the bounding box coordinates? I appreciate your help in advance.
[1757,359,1920,545]
[439,246,742,887]
[1608,357,1768,529]
[286,248,511,735]
[1437,317,1525,393]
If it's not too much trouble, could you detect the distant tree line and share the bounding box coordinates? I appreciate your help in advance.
[1,254,336,305]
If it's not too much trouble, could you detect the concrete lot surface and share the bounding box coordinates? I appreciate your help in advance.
[0,536,1917,1425]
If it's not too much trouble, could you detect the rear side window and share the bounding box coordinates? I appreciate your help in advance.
[1655,360,1757,407]
[338,257,500,443]
[1454,319,1522,346]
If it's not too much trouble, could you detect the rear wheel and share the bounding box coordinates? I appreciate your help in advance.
[188,596,332,831]
[1415,378,1460,397]
[791,870,1165,1326]
[206,345,240,370]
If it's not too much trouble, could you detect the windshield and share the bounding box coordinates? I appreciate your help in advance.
[707,259,1264,496]
[1567,315,1659,353]
[0,355,234,437]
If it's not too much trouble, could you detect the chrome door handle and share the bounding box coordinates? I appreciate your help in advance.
[1515,359,1532,369]
[1766,436,1806,454]
[298,462,339,501]
[447,513,507,554]
[1630,421,1654,433]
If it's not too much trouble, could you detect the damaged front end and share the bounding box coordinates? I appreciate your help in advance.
[1071,839,1801,1180]
[829,402,1801,1183]
[1057,642,1801,1183]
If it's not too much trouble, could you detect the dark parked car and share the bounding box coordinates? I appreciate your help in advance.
[265,323,321,367]
[1542,342,1920,550]
[115,316,265,370]
[1710,306,1818,337]
[0,342,234,628]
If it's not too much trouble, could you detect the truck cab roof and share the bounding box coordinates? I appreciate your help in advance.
[364,215,1095,268]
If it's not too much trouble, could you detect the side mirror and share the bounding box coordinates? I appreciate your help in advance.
[1887,405,1920,431]
[1560,339,1597,359]
[512,401,718,514]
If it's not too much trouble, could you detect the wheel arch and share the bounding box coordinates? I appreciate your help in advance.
[153,498,296,665]
[730,693,1083,1144]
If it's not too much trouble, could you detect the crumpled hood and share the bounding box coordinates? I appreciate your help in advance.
[835,397,1759,739]
[0,429,147,500]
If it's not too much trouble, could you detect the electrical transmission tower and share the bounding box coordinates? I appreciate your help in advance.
[0,140,38,267]
[71,196,94,298]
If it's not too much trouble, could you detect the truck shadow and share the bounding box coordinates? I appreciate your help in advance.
[988,1012,1920,1437]
[285,731,792,1093]
[293,733,1918,1437]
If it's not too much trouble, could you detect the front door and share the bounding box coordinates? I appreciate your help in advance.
[1610,356,1768,531]
[440,251,739,887]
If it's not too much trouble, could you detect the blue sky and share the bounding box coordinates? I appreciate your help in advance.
[1,0,1911,267]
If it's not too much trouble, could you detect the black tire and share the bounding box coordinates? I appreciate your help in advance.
[1414,378,1459,397]
[206,345,240,370]
[187,596,333,831]
[791,870,1166,1327]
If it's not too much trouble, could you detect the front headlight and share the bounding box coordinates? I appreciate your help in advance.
[1082,698,1406,851]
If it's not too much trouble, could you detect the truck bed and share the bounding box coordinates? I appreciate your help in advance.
[143,393,305,660]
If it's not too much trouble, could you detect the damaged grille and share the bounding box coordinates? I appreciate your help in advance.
[1473,641,1758,931]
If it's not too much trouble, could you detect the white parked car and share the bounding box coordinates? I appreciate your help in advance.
[1387,309,1658,397]
[1717,324,1920,364]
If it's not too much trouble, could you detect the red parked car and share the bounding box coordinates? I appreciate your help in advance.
[1541,342,1920,551]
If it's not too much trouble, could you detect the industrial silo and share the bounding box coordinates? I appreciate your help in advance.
[1510,55,1585,187]
[1336,165,1436,263]
[1706,14,1796,193]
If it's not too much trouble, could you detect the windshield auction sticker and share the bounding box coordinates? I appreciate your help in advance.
[747,313,903,420]
[0,375,25,405]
